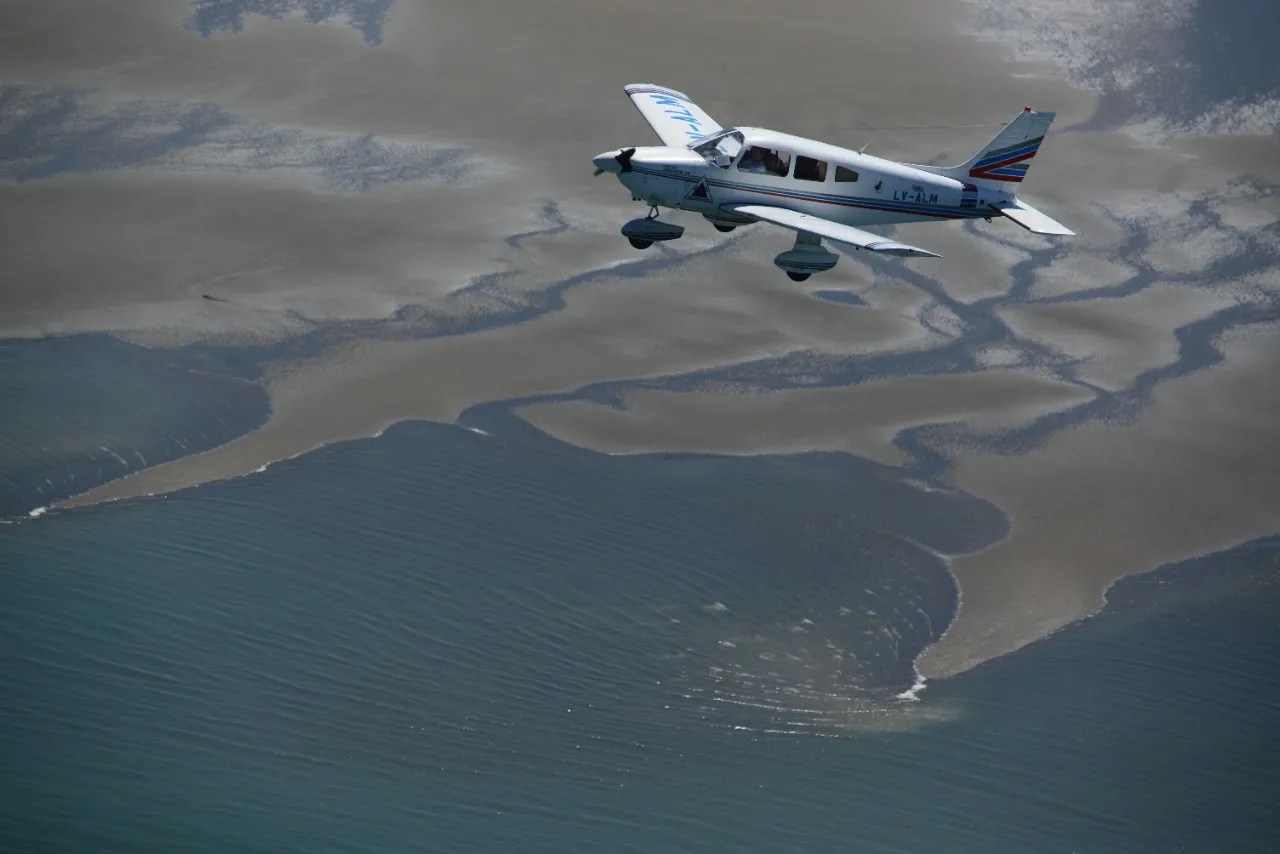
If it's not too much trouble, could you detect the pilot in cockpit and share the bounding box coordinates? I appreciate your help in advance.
[738,146,768,173]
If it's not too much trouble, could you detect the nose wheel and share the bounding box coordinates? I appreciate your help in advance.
[629,238,654,249]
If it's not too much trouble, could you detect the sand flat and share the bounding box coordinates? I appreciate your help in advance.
[997,284,1243,391]
[59,246,936,508]
[514,372,1094,467]
[919,322,1280,677]
[0,171,524,338]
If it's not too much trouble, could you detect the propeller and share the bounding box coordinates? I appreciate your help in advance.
[615,146,635,173]
[593,147,636,177]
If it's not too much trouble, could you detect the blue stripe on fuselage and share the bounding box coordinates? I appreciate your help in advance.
[631,166,983,220]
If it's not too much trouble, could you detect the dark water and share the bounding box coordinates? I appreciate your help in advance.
[3,415,1277,852]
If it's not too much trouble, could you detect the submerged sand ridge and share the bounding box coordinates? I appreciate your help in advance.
[6,0,1280,678]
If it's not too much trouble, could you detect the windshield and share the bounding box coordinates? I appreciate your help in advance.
[690,129,744,165]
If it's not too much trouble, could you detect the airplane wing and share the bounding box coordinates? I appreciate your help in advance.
[729,205,942,258]
[624,83,724,147]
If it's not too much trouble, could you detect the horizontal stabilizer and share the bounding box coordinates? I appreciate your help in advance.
[729,205,941,257]
[995,199,1074,235]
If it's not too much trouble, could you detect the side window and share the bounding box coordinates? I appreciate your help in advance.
[794,156,828,182]
[737,146,791,177]
[835,165,859,182]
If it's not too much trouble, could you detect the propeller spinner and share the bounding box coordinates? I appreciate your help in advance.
[592,147,636,176]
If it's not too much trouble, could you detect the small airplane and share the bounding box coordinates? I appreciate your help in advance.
[592,83,1073,281]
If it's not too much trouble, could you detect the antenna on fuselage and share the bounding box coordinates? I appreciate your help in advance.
[858,142,870,154]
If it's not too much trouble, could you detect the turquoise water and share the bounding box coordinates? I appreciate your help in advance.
[3,415,1277,852]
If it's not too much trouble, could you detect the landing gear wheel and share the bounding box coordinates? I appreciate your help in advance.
[786,272,811,282]
[629,238,654,249]
[713,224,736,233]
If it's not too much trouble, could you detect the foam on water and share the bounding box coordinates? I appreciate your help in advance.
[896,672,928,702]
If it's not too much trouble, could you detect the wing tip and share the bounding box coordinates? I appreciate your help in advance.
[866,240,941,258]
[624,82,691,100]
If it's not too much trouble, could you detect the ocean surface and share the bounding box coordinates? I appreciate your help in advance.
[3,390,1278,852]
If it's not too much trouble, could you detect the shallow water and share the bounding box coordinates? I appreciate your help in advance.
[2,415,1276,852]
[0,336,269,516]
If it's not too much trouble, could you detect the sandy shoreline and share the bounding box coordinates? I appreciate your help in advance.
[7,0,1280,679]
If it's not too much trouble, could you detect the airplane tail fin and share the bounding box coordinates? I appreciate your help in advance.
[944,107,1056,191]
[914,107,1073,235]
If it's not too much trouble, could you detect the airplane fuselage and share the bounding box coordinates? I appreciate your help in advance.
[613,127,1012,230]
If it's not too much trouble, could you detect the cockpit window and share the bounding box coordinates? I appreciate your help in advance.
[692,129,744,167]
[737,146,791,177]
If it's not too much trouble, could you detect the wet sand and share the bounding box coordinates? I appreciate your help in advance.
[0,0,1093,340]
[921,323,1280,677]
[7,0,1280,677]
[996,284,1243,391]
[61,244,936,507]
[515,372,1094,467]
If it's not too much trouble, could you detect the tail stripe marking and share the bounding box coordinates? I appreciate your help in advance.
[972,136,1044,169]
[969,134,1044,182]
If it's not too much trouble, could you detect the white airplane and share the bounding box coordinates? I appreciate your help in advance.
[592,83,1073,281]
